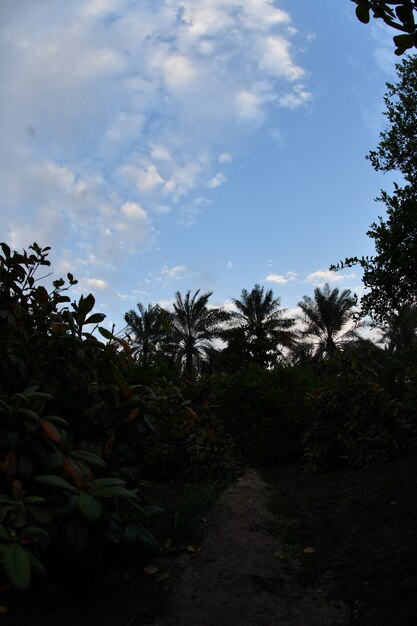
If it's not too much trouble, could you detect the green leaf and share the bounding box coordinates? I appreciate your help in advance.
[35,475,79,494]
[98,327,115,341]
[356,3,370,23]
[43,415,69,428]
[19,527,51,549]
[1,543,31,590]
[396,4,415,27]
[89,486,136,499]
[393,33,414,48]
[0,525,11,542]
[142,505,165,518]
[84,313,106,325]
[1,243,11,258]
[124,524,160,554]
[144,413,159,434]
[28,552,46,578]
[77,493,102,523]
[66,518,89,552]
[70,450,106,468]
[77,293,96,317]
[89,477,126,489]
[16,408,40,431]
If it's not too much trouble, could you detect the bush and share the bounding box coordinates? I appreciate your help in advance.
[0,243,162,589]
[303,352,415,472]
[212,364,311,465]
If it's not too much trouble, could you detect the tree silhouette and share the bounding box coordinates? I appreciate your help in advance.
[224,284,295,368]
[298,283,358,358]
[167,290,228,377]
[124,303,167,366]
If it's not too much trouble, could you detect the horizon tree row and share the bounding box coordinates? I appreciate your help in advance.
[124,282,370,376]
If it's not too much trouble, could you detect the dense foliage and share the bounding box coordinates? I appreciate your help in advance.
[333,55,417,322]
[0,243,237,591]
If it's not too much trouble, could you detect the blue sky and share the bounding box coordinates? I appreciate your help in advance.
[0,0,400,329]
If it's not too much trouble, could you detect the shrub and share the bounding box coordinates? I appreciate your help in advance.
[303,352,415,472]
[0,243,162,589]
[212,364,310,465]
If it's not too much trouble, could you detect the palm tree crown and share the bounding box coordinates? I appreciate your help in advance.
[298,283,358,357]
[168,289,228,376]
[226,284,295,367]
[124,303,166,365]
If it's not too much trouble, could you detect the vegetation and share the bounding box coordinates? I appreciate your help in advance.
[333,55,417,322]
[297,283,359,358]
[353,1,417,54]
[220,284,295,369]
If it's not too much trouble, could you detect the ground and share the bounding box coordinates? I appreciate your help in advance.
[2,453,417,625]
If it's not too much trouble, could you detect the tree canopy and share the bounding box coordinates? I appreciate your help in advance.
[223,284,295,368]
[167,289,228,376]
[332,55,417,322]
[298,283,358,358]
[353,1,417,54]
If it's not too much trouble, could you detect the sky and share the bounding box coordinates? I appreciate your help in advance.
[0,0,402,330]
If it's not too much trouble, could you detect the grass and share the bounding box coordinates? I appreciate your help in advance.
[156,479,229,545]
[263,472,314,583]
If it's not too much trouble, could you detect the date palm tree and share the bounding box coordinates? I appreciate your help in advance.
[298,283,358,358]
[224,284,295,367]
[124,302,167,366]
[166,289,228,377]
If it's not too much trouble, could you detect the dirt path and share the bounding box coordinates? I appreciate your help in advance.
[154,470,347,626]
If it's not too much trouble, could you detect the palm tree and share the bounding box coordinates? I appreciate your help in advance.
[124,303,167,366]
[167,289,228,377]
[224,284,295,367]
[298,283,358,358]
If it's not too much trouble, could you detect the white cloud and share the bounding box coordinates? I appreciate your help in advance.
[161,265,187,281]
[260,36,304,80]
[218,153,233,163]
[121,202,147,220]
[163,54,196,89]
[87,278,109,290]
[265,271,298,285]
[265,273,288,285]
[207,172,227,188]
[306,270,356,285]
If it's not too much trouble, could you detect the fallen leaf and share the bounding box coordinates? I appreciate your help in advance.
[273,550,286,560]
[186,544,199,553]
[163,538,173,550]
[303,547,316,554]
[154,572,170,583]
[0,606,8,614]
[144,565,159,575]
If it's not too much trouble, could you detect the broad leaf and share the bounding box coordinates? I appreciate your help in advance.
[356,3,370,23]
[89,486,136,499]
[35,475,78,494]
[77,493,102,523]
[0,543,31,590]
[70,450,106,468]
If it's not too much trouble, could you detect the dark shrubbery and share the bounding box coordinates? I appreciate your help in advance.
[212,364,312,465]
[302,350,417,471]
[0,243,238,590]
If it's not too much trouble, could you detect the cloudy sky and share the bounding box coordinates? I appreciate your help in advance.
[0,0,400,328]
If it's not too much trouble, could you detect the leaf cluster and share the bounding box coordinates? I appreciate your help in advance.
[353,1,417,54]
